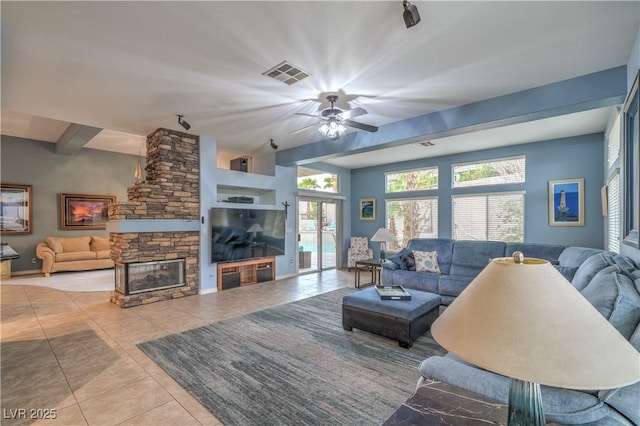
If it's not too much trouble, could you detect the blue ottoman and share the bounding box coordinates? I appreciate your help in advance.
[342,287,441,348]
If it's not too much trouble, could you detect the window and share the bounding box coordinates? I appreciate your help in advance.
[452,156,525,188]
[453,192,525,242]
[386,198,438,250]
[607,171,621,253]
[386,167,438,193]
[297,168,338,193]
[607,110,621,169]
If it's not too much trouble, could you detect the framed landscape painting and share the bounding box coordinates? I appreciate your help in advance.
[0,183,32,234]
[60,193,116,230]
[359,198,375,221]
[548,179,584,226]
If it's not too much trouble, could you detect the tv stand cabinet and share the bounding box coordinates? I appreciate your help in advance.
[217,257,275,291]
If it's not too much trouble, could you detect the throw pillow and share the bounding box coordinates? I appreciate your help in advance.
[45,237,63,254]
[413,250,441,273]
[90,236,110,251]
[399,252,416,271]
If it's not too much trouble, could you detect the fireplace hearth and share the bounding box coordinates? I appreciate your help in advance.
[115,259,185,295]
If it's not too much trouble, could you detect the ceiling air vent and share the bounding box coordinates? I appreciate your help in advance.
[263,61,310,85]
[414,141,435,149]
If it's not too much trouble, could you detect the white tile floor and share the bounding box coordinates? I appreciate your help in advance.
[1,269,354,425]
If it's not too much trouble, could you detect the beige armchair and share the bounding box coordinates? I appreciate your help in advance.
[347,236,373,271]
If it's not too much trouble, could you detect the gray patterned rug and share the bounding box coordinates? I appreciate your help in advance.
[138,288,446,426]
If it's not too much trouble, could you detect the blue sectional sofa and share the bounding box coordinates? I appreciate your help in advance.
[382,238,567,305]
[382,238,640,425]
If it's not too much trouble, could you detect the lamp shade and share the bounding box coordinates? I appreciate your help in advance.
[371,228,394,242]
[431,256,640,390]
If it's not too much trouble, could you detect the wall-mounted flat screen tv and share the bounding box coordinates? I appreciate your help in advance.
[210,207,286,263]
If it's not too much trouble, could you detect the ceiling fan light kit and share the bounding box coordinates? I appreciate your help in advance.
[403,0,421,28]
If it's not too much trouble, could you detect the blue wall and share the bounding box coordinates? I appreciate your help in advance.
[351,133,605,255]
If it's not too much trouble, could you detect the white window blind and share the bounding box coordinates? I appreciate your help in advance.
[386,197,438,250]
[453,192,525,242]
[607,171,621,253]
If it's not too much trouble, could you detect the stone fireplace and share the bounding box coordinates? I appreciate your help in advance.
[108,128,200,308]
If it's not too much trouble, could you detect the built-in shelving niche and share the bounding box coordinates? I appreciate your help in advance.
[216,184,276,207]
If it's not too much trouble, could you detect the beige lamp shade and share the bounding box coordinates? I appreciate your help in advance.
[371,228,394,242]
[431,256,640,390]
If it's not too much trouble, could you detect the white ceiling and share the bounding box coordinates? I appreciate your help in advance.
[1,1,638,168]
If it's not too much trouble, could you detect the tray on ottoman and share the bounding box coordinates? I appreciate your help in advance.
[342,287,441,348]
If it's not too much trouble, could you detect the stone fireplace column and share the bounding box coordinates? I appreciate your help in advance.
[108,128,200,308]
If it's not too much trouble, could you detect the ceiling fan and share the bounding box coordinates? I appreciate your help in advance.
[292,95,378,140]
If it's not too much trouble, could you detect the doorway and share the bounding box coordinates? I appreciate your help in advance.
[298,198,338,272]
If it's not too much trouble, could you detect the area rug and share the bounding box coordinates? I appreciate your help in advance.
[138,288,446,426]
[1,269,114,292]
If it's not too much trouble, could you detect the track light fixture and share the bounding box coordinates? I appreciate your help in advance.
[269,138,278,150]
[177,114,191,131]
[403,0,421,28]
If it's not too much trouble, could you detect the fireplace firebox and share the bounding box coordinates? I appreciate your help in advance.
[115,259,185,295]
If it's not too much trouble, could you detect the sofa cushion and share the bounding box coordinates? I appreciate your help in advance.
[407,239,454,274]
[555,265,579,281]
[419,355,608,424]
[571,252,613,291]
[90,236,110,251]
[449,240,506,277]
[505,242,565,264]
[438,274,475,298]
[581,268,640,341]
[95,250,111,260]
[45,237,64,254]
[60,236,91,253]
[386,252,406,270]
[598,381,640,426]
[55,251,97,262]
[558,247,606,268]
[611,254,639,273]
[393,270,439,294]
[413,250,440,273]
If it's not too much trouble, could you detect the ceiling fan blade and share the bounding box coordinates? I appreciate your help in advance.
[290,121,322,135]
[339,107,367,120]
[295,112,323,119]
[344,120,378,133]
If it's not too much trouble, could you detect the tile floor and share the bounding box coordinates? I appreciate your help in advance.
[1,269,353,425]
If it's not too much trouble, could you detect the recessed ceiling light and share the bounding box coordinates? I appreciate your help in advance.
[263,61,310,85]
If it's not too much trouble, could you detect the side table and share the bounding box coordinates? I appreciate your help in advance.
[354,259,383,288]
[383,381,508,425]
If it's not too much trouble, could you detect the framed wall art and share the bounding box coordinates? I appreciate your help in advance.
[548,178,584,226]
[359,198,375,221]
[60,193,116,230]
[623,70,639,248]
[0,183,32,234]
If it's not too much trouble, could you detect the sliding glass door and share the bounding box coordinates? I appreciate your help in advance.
[298,198,338,272]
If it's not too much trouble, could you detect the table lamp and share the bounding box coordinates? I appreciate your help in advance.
[371,228,394,260]
[431,252,640,425]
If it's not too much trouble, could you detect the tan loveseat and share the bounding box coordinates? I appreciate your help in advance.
[36,236,114,277]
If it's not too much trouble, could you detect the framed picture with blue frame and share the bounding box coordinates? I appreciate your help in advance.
[548,178,584,226]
